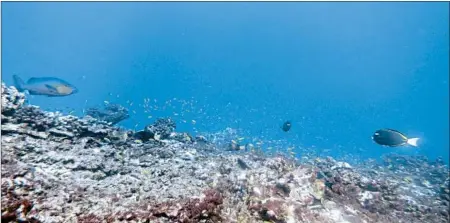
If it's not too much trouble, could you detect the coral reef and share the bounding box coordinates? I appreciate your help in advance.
[1,83,449,223]
[85,103,130,125]
[133,117,178,142]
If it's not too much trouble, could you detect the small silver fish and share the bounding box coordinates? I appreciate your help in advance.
[13,75,78,97]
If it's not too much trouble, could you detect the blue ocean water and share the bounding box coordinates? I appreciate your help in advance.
[2,2,449,163]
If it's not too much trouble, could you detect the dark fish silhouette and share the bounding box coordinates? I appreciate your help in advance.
[372,129,419,147]
[282,121,291,132]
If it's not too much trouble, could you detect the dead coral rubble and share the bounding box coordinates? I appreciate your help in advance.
[75,189,223,223]
[1,83,449,223]
[85,103,130,125]
[312,156,450,223]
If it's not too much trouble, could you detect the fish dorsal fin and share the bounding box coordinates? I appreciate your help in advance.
[385,128,408,139]
[385,128,403,134]
[27,77,64,84]
[27,77,45,84]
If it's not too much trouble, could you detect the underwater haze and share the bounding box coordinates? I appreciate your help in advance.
[2,2,449,163]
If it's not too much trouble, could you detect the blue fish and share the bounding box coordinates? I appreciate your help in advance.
[13,75,78,97]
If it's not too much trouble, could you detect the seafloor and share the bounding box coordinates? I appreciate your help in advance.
[1,83,449,223]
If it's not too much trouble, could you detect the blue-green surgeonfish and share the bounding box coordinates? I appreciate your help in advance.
[13,75,78,97]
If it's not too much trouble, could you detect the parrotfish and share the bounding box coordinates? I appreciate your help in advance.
[13,75,78,97]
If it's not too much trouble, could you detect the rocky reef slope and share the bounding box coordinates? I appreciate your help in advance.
[1,83,449,223]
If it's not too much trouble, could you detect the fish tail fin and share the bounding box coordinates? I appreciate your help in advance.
[407,138,420,147]
[13,74,26,92]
